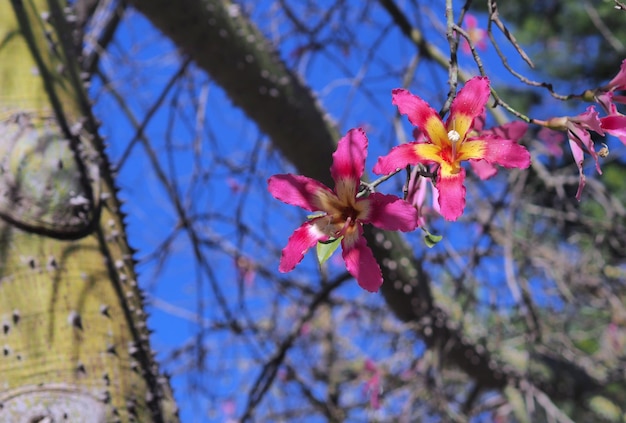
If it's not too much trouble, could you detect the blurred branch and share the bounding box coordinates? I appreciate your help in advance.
[376,0,508,124]
[128,0,339,186]
[80,0,127,75]
[584,1,624,53]
[241,275,349,422]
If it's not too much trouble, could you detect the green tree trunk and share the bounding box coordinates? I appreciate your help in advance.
[0,1,179,421]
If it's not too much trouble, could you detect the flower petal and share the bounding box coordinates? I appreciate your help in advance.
[567,138,586,201]
[538,128,565,158]
[568,121,602,175]
[601,114,626,145]
[392,89,448,148]
[406,168,427,207]
[268,174,335,212]
[341,227,383,292]
[279,219,328,272]
[613,95,626,105]
[596,92,615,115]
[607,59,626,91]
[456,139,487,161]
[436,168,466,221]
[574,106,605,135]
[472,138,531,169]
[361,193,419,231]
[470,159,498,180]
[331,128,368,197]
[373,142,440,175]
[465,13,478,29]
[472,112,487,132]
[448,76,490,138]
[482,121,528,142]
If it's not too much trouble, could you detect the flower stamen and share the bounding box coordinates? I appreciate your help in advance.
[336,216,353,237]
[448,129,461,143]
[448,129,461,157]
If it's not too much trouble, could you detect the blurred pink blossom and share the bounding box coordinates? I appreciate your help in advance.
[234,255,256,287]
[537,127,565,158]
[363,358,382,409]
[461,14,487,55]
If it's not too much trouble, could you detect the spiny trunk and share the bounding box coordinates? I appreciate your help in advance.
[0,1,179,421]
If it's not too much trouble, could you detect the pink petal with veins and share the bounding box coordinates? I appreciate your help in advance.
[448,77,490,135]
[373,143,429,175]
[470,159,498,180]
[568,138,586,200]
[342,227,383,292]
[364,192,419,231]
[436,168,467,221]
[483,121,528,141]
[279,220,328,272]
[392,89,448,148]
[601,114,626,144]
[481,137,531,169]
[568,121,602,174]
[268,174,334,212]
[331,128,368,188]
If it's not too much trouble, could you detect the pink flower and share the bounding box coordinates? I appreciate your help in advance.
[227,177,244,193]
[547,107,604,199]
[461,14,487,55]
[234,255,256,287]
[537,127,565,158]
[373,77,531,221]
[363,359,381,409]
[267,128,419,292]
[221,399,237,423]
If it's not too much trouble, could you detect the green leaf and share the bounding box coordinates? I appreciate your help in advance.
[316,237,342,266]
[423,230,443,248]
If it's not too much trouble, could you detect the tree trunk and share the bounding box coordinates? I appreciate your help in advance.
[0,1,179,421]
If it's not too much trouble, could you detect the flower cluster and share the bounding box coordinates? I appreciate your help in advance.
[268,129,419,292]
[461,14,487,55]
[268,77,531,292]
[546,58,626,199]
[596,59,626,144]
